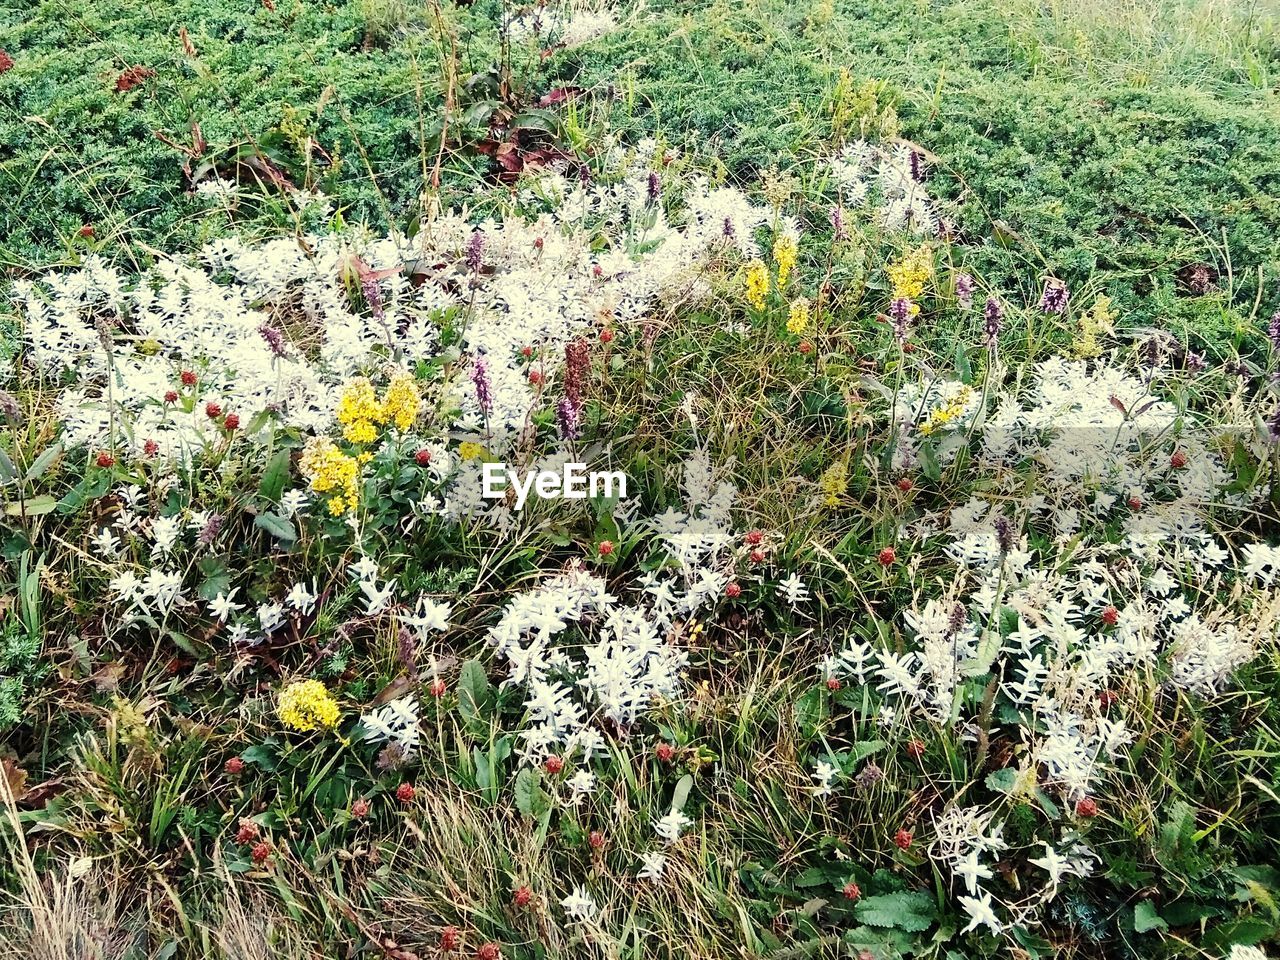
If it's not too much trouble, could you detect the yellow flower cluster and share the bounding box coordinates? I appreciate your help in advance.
[382,371,421,431]
[773,232,798,289]
[277,679,340,732]
[457,441,488,462]
[336,373,421,443]
[819,461,848,507]
[918,385,975,436]
[299,436,361,515]
[336,377,384,444]
[787,298,810,335]
[1074,294,1115,359]
[745,259,770,310]
[887,246,933,301]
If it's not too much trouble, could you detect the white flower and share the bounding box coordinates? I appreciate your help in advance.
[637,850,667,881]
[776,574,809,607]
[361,578,396,616]
[359,696,420,755]
[406,596,451,634]
[208,588,243,622]
[958,890,1001,935]
[560,885,597,922]
[812,760,839,798]
[286,581,316,615]
[567,769,597,800]
[280,489,308,515]
[954,848,993,895]
[654,809,692,844]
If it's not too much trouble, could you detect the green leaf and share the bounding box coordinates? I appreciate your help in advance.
[0,449,17,484]
[854,891,938,932]
[253,512,297,542]
[918,440,942,482]
[671,773,694,813]
[258,449,291,503]
[1134,900,1168,934]
[513,767,550,817]
[3,494,57,516]
[23,443,63,482]
[457,659,492,730]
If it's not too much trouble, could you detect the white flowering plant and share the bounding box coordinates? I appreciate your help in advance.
[2,21,1280,960]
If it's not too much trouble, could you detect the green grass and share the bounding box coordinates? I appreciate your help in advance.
[3,0,1280,347]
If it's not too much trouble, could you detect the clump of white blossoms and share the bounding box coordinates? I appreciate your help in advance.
[487,452,740,767]
[21,141,766,466]
[827,140,942,235]
[820,349,1280,936]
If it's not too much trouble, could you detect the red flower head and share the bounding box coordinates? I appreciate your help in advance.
[351,798,371,818]
[842,881,861,901]
[163,390,179,404]
[749,548,765,564]
[476,944,500,960]
[745,530,765,547]
[234,818,259,844]
[180,369,197,386]
[95,451,115,468]
[655,742,675,763]
[428,677,447,698]
[396,782,416,804]
[204,401,222,419]
[896,477,913,492]
[224,756,244,776]
[1076,797,1099,818]
[513,885,532,908]
[599,328,614,344]
[588,829,605,849]
[528,370,545,386]
[725,582,742,599]
[440,926,461,951]
[592,264,603,278]
[1170,450,1188,469]
[893,828,913,849]
[250,840,271,864]
[798,340,813,355]
[825,677,841,691]
[79,224,95,238]
[543,754,564,774]
[1127,496,1143,512]
[906,739,926,760]
[1101,605,1119,626]
[223,413,240,431]
[415,448,433,466]
[597,540,614,557]
[878,547,896,566]
[143,439,160,458]
[520,345,534,358]
[1098,689,1118,709]
[533,238,544,251]
[0,50,13,74]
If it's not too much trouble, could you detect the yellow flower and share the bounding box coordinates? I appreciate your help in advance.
[382,372,421,431]
[277,679,340,732]
[457,441,487,462]
[887,245,933,301]
[918,385,974,436]
[745,259,770,310]
[819,461,848,507]
[1074,295,1115,359]
[773,232,798,289]
[299,436,360,514]
[787,297,810,335]
[336,377,385,444]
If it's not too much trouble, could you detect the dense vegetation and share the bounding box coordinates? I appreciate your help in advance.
[2,2,1280,959]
